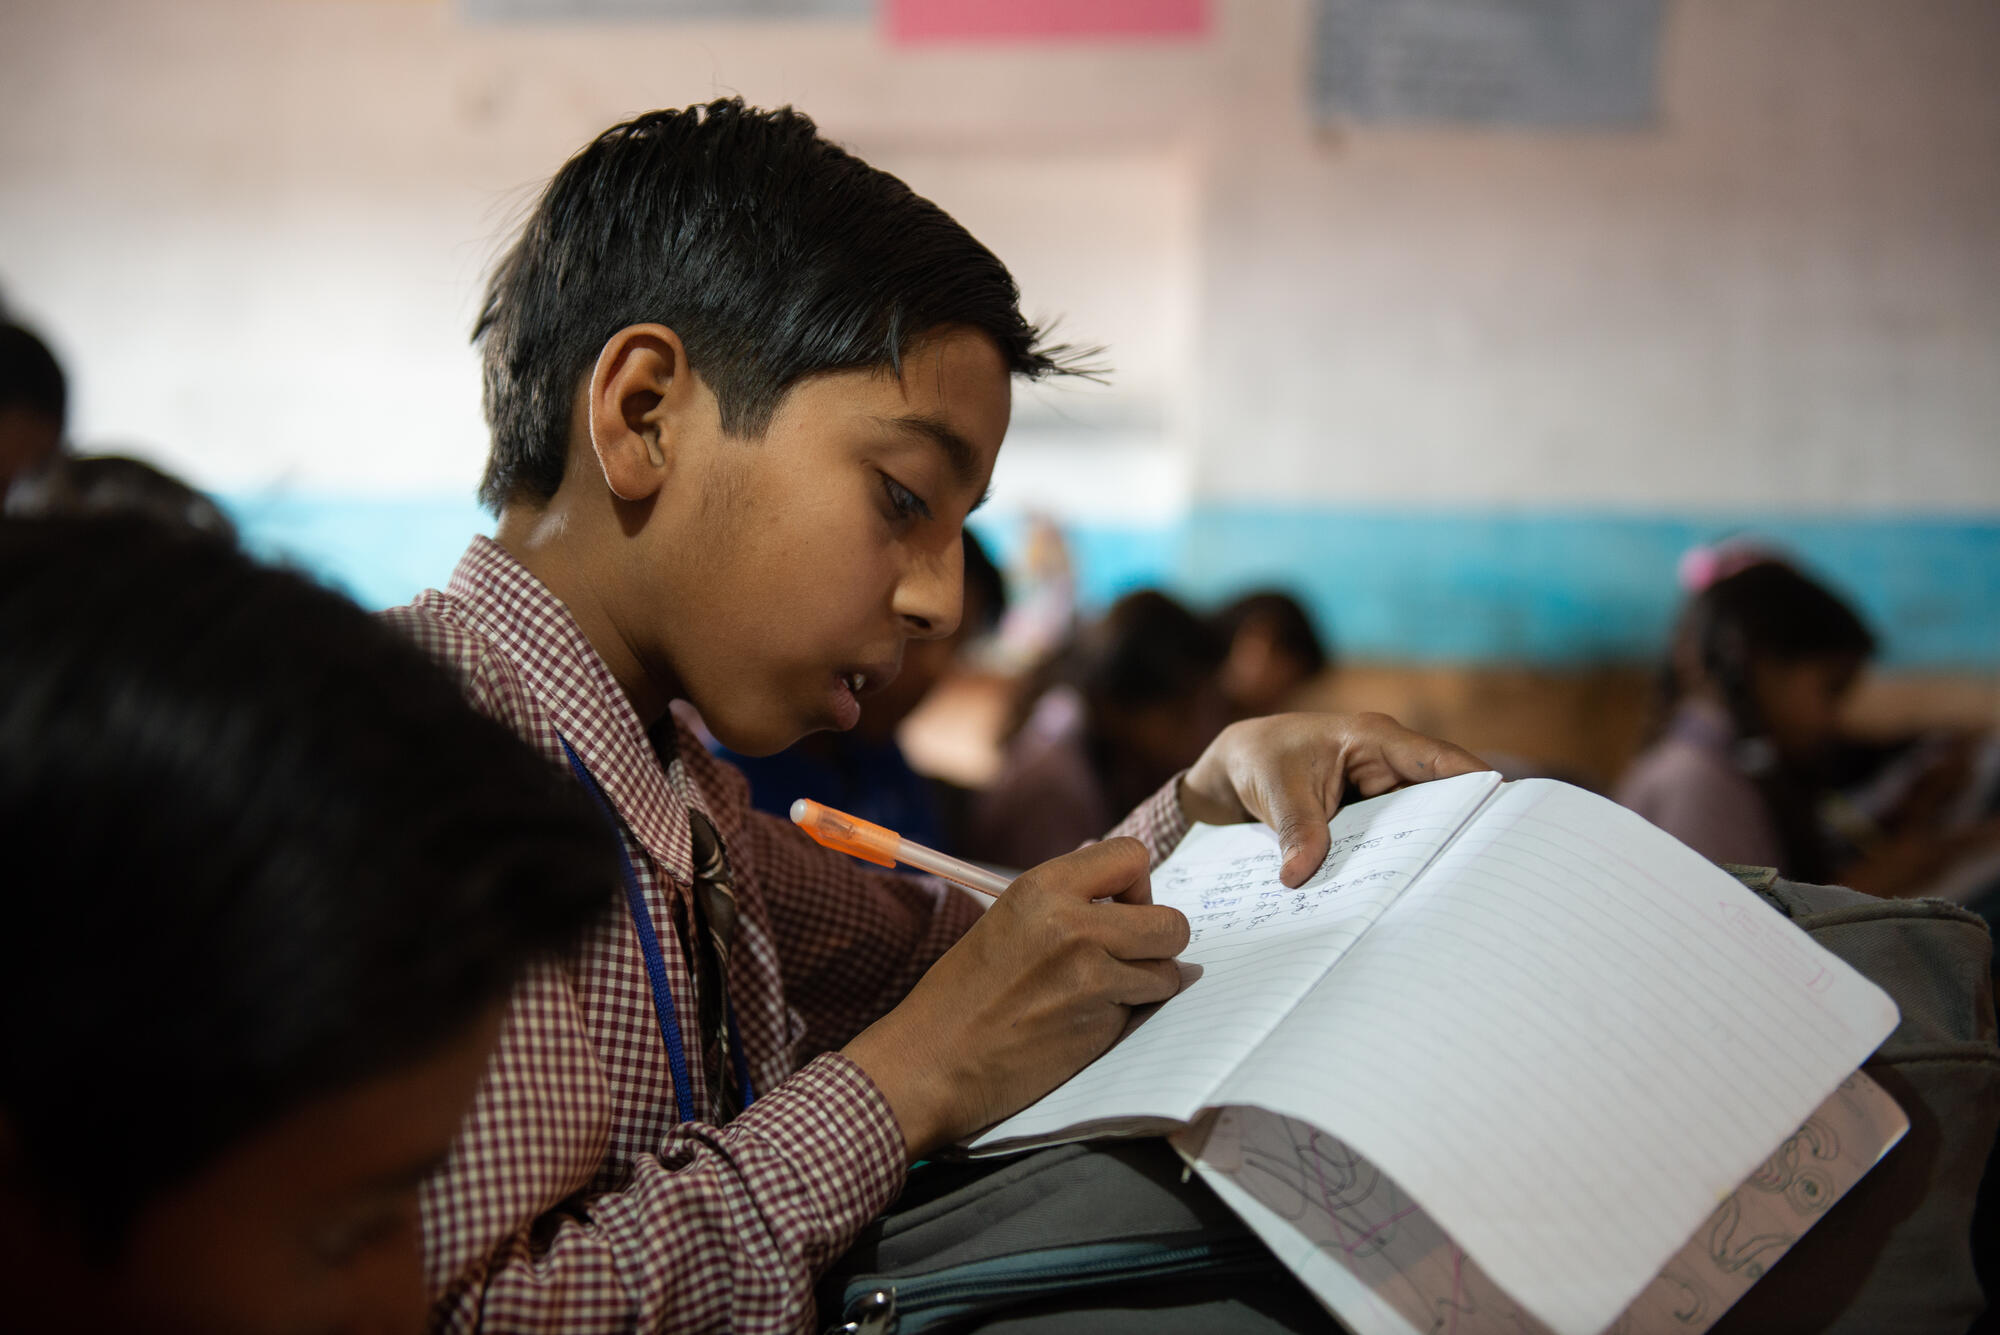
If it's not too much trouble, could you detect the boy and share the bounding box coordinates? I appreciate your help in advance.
[392,98,1484,1331]
[0,516,612,1332]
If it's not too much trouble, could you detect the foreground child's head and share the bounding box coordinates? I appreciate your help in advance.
[1669,558,1877,763]
[479,99,1084,755]
[5,451,238,540]
[0,517,613,1334]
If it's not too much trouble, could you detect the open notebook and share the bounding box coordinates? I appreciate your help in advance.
[964,773,1903,1335]
[1180,1071,1906,1335]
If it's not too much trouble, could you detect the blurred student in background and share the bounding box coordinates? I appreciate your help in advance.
[0,320,66,497]
[0,516,611,1334]
[1210,589,1330,720]
[969,589,1231,869]
[1617,552,2000,896]
[5,451,237,540]
[719,529,1006,852]
[987,513,1077,674]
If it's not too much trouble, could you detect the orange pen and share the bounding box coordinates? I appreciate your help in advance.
[790,798,1013,899]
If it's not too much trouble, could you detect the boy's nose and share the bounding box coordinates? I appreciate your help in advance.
[894,543,964,641]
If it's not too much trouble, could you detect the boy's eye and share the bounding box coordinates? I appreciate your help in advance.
[880,474,933,523]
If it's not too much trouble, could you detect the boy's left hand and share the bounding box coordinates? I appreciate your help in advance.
[1179,712,1491,888]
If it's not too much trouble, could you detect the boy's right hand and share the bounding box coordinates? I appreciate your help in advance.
[841,836,1188,1161]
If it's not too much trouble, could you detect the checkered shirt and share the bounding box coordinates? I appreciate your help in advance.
[384,537,1192,1334]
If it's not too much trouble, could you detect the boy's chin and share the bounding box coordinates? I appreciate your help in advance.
[730,733,813,758]
[705,708,818,759]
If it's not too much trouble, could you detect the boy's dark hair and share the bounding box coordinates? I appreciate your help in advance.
[476,98,1086,511]
[5,452,237,541]
[0,322,65,425]
[1212,589,1330,677]
[0,516,615,1249]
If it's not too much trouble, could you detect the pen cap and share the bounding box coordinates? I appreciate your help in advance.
[789,798,899,867]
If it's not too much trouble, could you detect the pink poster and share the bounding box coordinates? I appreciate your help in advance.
[887,0,1207,43]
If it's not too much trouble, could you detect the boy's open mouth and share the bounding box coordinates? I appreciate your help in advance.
[830,664,885,729]
[829,660,899,729]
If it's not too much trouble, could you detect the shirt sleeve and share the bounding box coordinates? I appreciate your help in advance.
[744,804,987,1059]
[424,776,1192,1333]
[424,958,908,1335]
[388,618,916,1334]
[1104,772,1193,866]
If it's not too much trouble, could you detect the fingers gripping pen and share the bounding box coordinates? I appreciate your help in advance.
[790,799,1012,899]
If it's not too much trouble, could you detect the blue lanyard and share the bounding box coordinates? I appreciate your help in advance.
[559,737,754,1122]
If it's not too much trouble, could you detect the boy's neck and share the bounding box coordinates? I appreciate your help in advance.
[494,502,677,728]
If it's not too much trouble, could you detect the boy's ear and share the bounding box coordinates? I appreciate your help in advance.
[585,324,700,502]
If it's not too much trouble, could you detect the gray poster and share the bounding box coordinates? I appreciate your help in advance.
[460,0,869,21]
[1314,0,1662,128]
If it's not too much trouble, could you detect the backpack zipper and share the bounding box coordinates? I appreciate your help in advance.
[833,1236,1274,1334]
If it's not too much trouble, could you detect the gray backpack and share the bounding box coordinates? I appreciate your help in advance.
[1711,871,1999,1335]
[824,871,2000,1335]
[821,1139,1332,1334]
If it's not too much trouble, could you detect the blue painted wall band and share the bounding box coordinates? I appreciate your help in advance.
[225,493,2000,669]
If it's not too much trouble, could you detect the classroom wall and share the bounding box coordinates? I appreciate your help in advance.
[2,0,1995,669]
[1173,0,2000,668]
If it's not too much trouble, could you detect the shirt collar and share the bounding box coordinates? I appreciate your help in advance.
[445,534,698,884]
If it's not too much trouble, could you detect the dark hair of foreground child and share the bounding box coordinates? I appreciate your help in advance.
[0,515,614,1334]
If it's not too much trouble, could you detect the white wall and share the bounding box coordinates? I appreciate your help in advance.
[0,0,1203,508]
[1191,0,2000,513]
[3,0,1996,519]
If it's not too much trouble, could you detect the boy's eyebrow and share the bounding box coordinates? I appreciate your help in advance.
[877,413,983,493]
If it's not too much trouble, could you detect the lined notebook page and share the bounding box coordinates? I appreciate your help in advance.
[967,772,1502,1154]
[1216,780,1900,1335]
